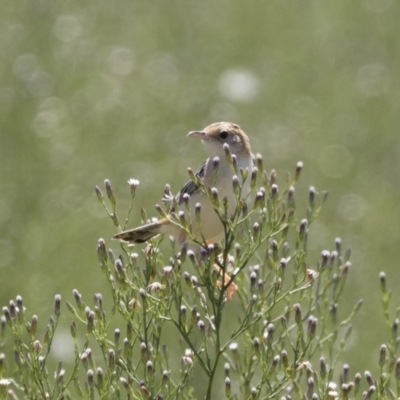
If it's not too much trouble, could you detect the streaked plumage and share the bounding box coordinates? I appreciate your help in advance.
[114,122,253,247]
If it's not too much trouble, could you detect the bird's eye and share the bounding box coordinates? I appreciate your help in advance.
[219,131,229,139]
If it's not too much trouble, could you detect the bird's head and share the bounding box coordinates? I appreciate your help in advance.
[187,122,251,159]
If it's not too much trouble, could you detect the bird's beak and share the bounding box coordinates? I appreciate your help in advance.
[187,130,207,139]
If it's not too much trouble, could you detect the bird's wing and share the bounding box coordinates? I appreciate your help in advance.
[176,160,207,206]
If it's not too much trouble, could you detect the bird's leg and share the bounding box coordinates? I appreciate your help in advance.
[205,241,238,301]
[182,242,238,300]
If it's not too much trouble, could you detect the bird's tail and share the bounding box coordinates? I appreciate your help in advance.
[114,220,164,244]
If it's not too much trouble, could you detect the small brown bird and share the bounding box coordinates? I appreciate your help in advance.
[114,122,253,248]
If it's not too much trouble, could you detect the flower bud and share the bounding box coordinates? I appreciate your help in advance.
[16,296,23,313]
[379,344,387,367]
[54,294,61,317]
[183,271,191,285]
[232,175,239,194]
[379,272,387,293]
[255,153,263,172]
[87,369,94,387]
[139,380,150,397]
[30,315,38,336]
[250,167,258,189]
[182,194,191,209]
[162,370,169,386]
[294,303,302,325]
[364,370,373,386]
[33,340,42,353]
[97,238,108,266]
[104,179,116,210]
[254,190,265,209]
[355,372,361,390]
[271,183,278,199]
[253,337,260,354]
[295,161,303,181]
[108,248,115,265]
[180,305,187,323]
[140,342,148,363]
[146,360,154,376]
[234,243,241,260]
[0,353,5,375]
[70,321,78,339]
[210,187,219,206]
[225,377,231,397]
[212,156,219,175]
[197,320,205,334]
[320,357,327,379]
[307,316,318,340]
[307,377,314,397]
[270,169,276,185]
[164,183,171,197]
[309,186,316,207]
[231,154,239,174]
[229,342,238,353]
[395,359,400,380]
[299,219,308,238]
[365,386,376,398]
[190,275,198,288]
[343,363,349,382]
[95,185,103,202]
[85,348,94,369]
[281,350,289,369]
[224,362,230,377]
[253,222,260,241]
[87,311,95,334]
[96,367,104,389]
[73,289,84,310]
[9,301,17,319]
[392,318,399,337]
[223,143,232,164]
[123,338,130,359]
[190,305,198,323]
[335,237,342,255]
[120,377,131,391]
[128,178,140,197]
[108,349,115,371]
[320,250,330,269]
[287,186,295,207]
[115,259,126,280]
[250,271,257,289]
[195,202,202,224]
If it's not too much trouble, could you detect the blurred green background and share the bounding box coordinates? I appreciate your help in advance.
[1,0,399,392]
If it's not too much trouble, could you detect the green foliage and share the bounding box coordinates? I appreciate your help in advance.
[2,158,399,400]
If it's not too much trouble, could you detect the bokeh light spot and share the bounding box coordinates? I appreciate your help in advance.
[53,15,82,43]
[108,47,135,76]
[356,63,390,97]
[219,69,259,103]
[13,53,41,80]
[51,329,75,362]
[337,194,368,222]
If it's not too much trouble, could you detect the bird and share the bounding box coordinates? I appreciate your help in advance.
[114,122,253,249]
